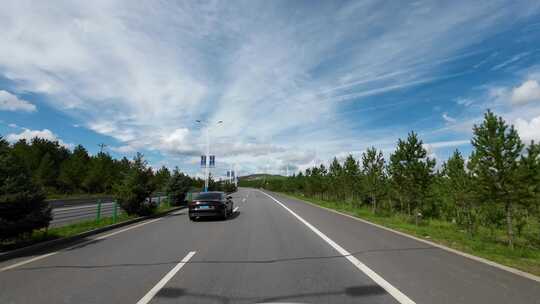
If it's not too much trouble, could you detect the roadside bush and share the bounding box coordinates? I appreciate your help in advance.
[114,153,156,216]
[223,182,237,193]
[0,150,51,241]
[166,168,192,206]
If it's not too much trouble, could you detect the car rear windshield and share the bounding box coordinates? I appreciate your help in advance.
[196,193,222,200]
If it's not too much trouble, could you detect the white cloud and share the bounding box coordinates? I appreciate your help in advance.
[110,145,136,154]
[491,52,530,71]
[511,80,540,105]
[515,116,540,142]
[6,128,73,149]
[442,112,456,123]
[455,97,474,107]
[8,123,18,128]
[424,140,469,149]
[0,90,36,112]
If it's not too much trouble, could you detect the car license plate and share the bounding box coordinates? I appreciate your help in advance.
[199,206,211,210]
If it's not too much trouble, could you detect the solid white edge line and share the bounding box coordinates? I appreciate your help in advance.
[0,252,59,272]
[94,218,161,240]
[0,217,163,272]
[278,191,540,284]
[258,190,415,304]
[136,251,197,304]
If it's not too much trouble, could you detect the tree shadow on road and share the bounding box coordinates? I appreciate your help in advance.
[155,285,387,303]
[12,245,435,271]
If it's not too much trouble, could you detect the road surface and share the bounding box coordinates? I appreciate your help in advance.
[1,188,538,303]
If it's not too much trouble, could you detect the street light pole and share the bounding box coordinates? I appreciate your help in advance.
[205,126,210,192]
[196,120,222,192]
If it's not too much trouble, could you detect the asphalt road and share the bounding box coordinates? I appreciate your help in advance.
[50,196,168,227]
[1,188,539,303]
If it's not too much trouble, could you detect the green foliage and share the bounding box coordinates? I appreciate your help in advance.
[442,150,476,234]
[83,152,120,193]
[222,181,238,193]
[58,145,90,192]
[0,144,51,241]
[166,167,192,205]
[362,147,386,213]
[470,110,524,248]
[389,131,435,216]
[153,166,172,192]
[114,153,157,216]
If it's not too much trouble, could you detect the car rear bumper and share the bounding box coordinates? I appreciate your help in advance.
[189,206,225,218]
[189,211,222,217]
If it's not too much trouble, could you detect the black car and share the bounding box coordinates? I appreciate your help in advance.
[189,191,233,221]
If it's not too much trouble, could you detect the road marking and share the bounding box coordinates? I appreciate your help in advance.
[0,252,59,272]
[136,251,196,304]
[259,190,415,304]
[242,198,246,202]
[0,218,163,272]
[233,206,239,213]
[95,218,161,240]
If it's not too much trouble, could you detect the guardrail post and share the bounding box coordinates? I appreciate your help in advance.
[112,201,118,223]
[96,199,102,222]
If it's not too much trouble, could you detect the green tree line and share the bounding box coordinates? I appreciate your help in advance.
[6,138,179,195]
[242,110,540,249]
[0,137,206,241]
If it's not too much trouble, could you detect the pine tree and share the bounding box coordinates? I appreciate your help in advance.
[517,141,540,241]
[362,147,386,213]
[389,132,435,219]
[166,167,192,206]
[114,153,156,216]
[58,145,89,192]
[343,155,361,203]
[0,143,51,240]
[442,150,475,235]
[328,157,343,200]
[0,136,8,155]
[153,166,172,192]
[35,153,56,189]
[470,110,523,248]
[83,152,116,193]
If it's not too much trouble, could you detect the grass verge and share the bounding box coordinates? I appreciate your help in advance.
[279,191,540,277]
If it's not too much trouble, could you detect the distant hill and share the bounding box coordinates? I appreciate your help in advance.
[238,174,286,181]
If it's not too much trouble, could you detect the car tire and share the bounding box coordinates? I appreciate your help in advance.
[189,214,196,221]
[222,209,228,220]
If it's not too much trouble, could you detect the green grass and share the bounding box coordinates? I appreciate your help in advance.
[280,192,540,277]
[1,203,179,252]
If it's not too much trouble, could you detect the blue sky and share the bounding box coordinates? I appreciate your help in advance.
[1,1,540,177]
